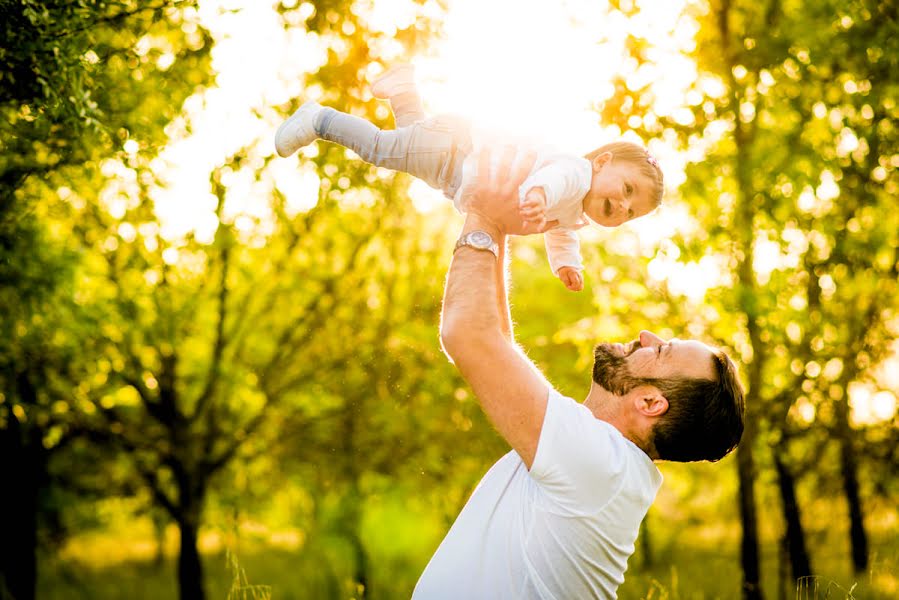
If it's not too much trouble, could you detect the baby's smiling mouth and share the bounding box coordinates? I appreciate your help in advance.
[603,198,613,217]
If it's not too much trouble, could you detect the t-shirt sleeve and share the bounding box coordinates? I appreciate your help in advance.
[529,389,628,515]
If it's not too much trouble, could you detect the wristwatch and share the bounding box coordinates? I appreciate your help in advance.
[454,230,499,258]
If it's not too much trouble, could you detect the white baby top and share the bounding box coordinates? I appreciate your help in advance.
[412,388,663,600]
[454,148,593,275]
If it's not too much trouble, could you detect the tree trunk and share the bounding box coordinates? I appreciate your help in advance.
[340,404,369,600]
[772,449,812,582]
[842,448,869,573]
[777,534,789,600]
[0,422,41,600]
[177,514,205,600]
[730,39,765,596]
[172,468,207,600]
[0,375,44,600]
[639,515,654,569]
[152,510,168,569]
[347,528,369,600]
[834,399,868,572]
[737,416,764,600]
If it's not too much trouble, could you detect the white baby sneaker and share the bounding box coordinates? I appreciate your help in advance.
[275,101,323,157]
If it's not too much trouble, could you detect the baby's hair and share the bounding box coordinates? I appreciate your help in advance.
[584,141,664,208]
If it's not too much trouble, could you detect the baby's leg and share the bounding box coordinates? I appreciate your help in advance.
[390,91,426,128]
[317,108,468,194]
[316,108,413,172]
[372,64,425,127]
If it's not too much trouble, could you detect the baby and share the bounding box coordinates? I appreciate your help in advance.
[275,65,664,291]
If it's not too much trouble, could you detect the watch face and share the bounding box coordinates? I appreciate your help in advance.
[469,231,492,248]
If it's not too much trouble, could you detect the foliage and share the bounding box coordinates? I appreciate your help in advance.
[1,0,897,599]
[1,1,212,599]
[5,0,448,598]
[600,0,898,594]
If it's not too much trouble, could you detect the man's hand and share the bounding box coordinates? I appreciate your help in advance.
[520,187,547,230]
[467,146,549,236]
[557,266,584,292]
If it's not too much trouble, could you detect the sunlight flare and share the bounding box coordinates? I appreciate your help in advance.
[147,0,699,245]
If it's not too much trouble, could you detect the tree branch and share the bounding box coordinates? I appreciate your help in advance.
[51,0,198,40]
[189,241,230,423]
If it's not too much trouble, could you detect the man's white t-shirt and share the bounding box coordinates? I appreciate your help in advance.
[412,388,663,600]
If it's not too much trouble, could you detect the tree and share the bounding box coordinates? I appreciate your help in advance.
[0,2,211,598]
[600,0,898,596]
[65,164,396,600]
[0,215,82,600]
[4,0,447,596]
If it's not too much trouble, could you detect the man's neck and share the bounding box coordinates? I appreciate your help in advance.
[583,385,657,459]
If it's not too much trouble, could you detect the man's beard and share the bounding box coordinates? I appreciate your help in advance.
[593,340,646,396]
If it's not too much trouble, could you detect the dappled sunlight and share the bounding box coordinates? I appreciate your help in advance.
[269,158,321,215]
[849,383,898,425]
[876,340,899,391]
[58,521,305,569]
[151,0,295,242]
[407,178,447,213]
[649,252,728,302]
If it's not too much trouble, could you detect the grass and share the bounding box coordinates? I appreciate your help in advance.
[37,531,898,599]
[38,543,419,600]
[795,577,858,600]
[225,549,271,600]
[615,541,898,600]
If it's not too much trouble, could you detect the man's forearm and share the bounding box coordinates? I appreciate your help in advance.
[495,232,513,344]
[442,146,539,349]
[441,214,511,348]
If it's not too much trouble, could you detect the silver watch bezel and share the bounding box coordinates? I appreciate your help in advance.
[455,230,499,258]
[467,230,493,249]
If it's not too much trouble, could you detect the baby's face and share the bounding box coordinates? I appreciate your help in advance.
[584,161,657,227]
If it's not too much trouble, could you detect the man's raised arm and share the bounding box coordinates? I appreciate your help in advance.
[439,149,550,469]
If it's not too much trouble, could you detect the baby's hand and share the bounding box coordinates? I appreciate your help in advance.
[520,188,547,229]
[557,266,584,292]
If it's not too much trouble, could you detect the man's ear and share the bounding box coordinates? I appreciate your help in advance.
[632,386,668,418]
[591,151,613,172]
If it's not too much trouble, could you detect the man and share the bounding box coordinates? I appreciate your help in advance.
[413,148,745,599]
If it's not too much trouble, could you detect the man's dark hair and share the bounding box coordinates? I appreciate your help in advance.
[592,346,745,462]
[649,352,744,462]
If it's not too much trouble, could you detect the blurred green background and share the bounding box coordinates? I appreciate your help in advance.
[1,0,897,599]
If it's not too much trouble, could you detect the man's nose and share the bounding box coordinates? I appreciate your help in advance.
[639,330,665,347]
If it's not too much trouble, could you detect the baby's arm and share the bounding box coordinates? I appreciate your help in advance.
[518,156,588,211]
[544,228,584,292]
[520,187,547,229]
[518,161,576,221]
